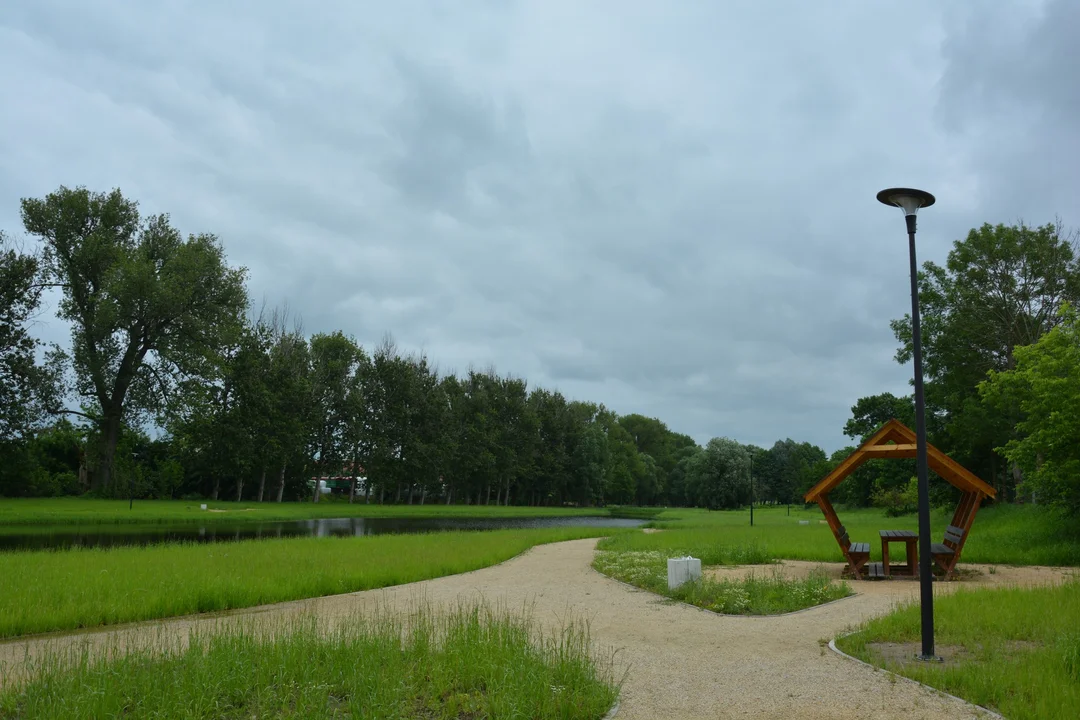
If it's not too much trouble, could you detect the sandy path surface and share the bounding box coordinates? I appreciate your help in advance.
[1,539,1072,719]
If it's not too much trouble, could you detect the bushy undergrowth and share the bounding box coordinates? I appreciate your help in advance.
[592,545,850,615]
[0,606,619,719]
[837,578,1080,719]
[0,527,621,639]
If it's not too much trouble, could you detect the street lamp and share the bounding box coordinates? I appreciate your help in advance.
[877,187,937,661]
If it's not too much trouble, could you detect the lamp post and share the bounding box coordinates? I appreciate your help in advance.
[749,452,754,527]
[130,451,138,511]
[876,187,937,661]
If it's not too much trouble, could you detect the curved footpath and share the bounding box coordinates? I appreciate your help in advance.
[0,539,1071,719]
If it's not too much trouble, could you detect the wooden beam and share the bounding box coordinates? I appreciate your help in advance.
[862,444,917,458]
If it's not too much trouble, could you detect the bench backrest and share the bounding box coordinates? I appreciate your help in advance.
[943,524,965,549]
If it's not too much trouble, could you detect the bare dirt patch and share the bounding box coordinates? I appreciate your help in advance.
[867,640,1042,668]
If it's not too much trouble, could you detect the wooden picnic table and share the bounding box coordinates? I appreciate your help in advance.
[879,530,918,578]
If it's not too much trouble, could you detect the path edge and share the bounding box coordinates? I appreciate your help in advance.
[827,633,1005,719]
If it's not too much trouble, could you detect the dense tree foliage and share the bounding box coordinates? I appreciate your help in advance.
[981,305,1080,511]
[6,189,1077,516]
[19,187,248,492]
[889,221,1080,496]
[840,220,1080,515]
[0,232,58,440]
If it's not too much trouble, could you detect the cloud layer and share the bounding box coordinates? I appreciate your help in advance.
[3,0,1076,451]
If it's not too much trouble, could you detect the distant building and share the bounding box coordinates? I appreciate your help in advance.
[308,462,366,495]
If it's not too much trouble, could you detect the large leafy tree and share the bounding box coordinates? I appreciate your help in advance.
[981,305,1080,511]
[756,439,827,505]
[307,332,363,503]
[0,232,59,440]
[684,437,750,510]
[891,221,1080,487]
[21,187,248,492]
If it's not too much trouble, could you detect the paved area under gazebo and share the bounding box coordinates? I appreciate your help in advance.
[803,419,997,580]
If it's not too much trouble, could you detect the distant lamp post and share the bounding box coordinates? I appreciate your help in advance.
[877,187,937,661]
[130,451,139,511]
[749,453,754,527]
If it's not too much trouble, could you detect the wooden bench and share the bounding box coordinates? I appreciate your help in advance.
[835,524,871,579]
[931,524,967,578]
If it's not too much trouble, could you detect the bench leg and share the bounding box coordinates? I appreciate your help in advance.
[882,543,890,577]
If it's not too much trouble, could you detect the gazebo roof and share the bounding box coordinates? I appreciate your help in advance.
[804,419,997,503]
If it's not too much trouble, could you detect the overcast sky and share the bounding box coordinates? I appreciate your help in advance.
[2,1,1077,453]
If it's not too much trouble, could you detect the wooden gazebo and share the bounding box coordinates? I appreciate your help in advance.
[804,419,996,579]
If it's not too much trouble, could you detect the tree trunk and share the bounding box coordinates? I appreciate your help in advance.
[236,473,244,502]
[407,483,414,505]
[211,476,220,500]
[96,413,123,493]
[485,484,491,505]
[420,486,426,505]
[365,480,371,504]
[504,477,511,506]
[312,469,321,503]
[257,466,267,503]
[445,485,453,505]
[275,462,286,503]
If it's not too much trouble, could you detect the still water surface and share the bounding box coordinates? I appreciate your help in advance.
[0,516,645,552]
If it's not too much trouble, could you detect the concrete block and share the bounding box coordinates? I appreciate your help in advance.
[667,556,702,590]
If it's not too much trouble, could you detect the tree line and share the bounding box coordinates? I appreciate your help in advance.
[0,186,819,507]
[3,186,1078,515]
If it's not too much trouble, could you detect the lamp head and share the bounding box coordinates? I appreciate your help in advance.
[877,188,935,217]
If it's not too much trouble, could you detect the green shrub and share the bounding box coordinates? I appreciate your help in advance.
[871,477,918,517]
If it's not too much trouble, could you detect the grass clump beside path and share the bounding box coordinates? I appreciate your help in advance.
[836,579,1080,720]
[0,606,619,720]
[644,504,1080,566]
[0,526,622,639]
[592,545,851,615]
[0,497,607,526]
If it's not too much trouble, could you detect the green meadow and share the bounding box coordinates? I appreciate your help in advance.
[0,497,613,527]
[637,503,1080,567]
[0,526,622,639]
[0,606,618,720]
[836,579,1080,720]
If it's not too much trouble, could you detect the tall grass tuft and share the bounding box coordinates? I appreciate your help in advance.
[0,605,619,719]
[672,569,850,615]
[837,578,1080,720]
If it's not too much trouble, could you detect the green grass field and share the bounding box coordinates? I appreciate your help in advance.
[836,579,1080,719]
[592,548,851,614]
[639,503,1080,566]
[0,606,618,719]
[0,497,615,526]
[0,526,625,639]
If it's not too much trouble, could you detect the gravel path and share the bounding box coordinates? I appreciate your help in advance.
[0,539,1071,718]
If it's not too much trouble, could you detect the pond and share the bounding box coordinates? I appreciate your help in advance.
[0,516,645,552]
